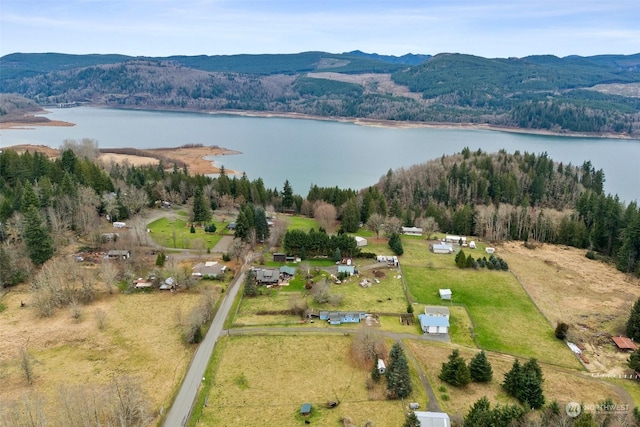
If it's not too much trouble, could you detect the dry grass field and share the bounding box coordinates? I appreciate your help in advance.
[406,340,631,420]
[499,241,640,374]
[200,334,412,427]
[0,285,216,425]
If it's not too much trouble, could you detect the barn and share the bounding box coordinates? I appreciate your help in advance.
[273,252,286,262]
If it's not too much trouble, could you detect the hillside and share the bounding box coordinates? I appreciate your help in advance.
[1,51,639,136]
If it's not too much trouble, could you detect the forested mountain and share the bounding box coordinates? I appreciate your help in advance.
[1,51,639,136]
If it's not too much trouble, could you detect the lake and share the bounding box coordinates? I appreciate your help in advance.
[1,107,638,203]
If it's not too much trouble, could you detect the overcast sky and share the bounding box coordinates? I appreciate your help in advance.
[1,0,639,58]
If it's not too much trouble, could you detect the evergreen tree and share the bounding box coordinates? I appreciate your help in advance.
[386,342,412,399]
[439,349,471,387]
[464,396,492,426]
[522,358,543,384]
[190,223,196,233]
[192,187,211,223]
[341,198,361,233]
[282,179,294,210]
[503,358,545,408]
[243,270,257,297]
[20,180,40,212]
[403,411,420,427]
[216,165,231,195]
[469,350,493,383]
[455,249,466,268]
[502,359,522,397]
[334,247,342,262]
[628,348,640,371]
[388,232,404,255]
[627,297,640,341]
[253,207,270,242]
[23,205,54,266]
[370,359,381,382]
[235,210,250,240]
[520,370,545,409]
[155,252,166,266]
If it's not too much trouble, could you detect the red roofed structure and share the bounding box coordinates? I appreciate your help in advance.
[612,336,637,351]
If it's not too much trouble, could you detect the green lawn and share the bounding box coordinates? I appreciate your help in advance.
[403,264,579,368]
[284,215,321,231]
[147,217,224,250]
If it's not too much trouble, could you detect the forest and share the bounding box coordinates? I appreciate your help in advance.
[1,142,639,291]
[1,51,639,136]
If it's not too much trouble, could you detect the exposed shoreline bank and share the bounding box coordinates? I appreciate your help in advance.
[2,105,638,140]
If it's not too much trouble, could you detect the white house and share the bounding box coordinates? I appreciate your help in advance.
[355,236,368,247]
[439,289,452,300]
[444,235,466,245]
[430,243,453,254]
[414,411,450,427]
[402,226,423,236]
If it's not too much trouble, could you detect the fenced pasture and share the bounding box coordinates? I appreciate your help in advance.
[401,263,580,369]
[199,335,412,426]
[406,340,629,420]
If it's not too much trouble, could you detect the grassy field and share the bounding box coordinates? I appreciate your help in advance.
[0,286,215,425]
[402,264,579,368]
[284,215,321,231]
[147,215,225,250]
[406,340,629,420]
[198,334,416,427]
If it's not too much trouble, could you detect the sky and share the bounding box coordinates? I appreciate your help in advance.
[1,0,639,59]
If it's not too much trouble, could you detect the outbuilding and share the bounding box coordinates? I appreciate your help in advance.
[439,289,452,300]
[418,314,450,334]
[273,253,286,262]
[414,411,451,427]
[377,359,386,374]
[430,243,453,254]
[300,403,312,416]
[355,236,368,247]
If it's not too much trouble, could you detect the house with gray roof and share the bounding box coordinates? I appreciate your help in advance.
[254,268,280,285]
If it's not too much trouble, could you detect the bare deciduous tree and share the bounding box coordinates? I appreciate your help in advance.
[100,260,120,295]
[366,213,386,238]
[350,324,385,368]
[416,216,439,240]
[383,216,403,237]
[19,345,35,386]
[95,308,107,330]
[228,238,246,265]
[314,201,337,232]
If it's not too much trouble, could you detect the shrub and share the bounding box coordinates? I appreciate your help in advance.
[555,322,569,340]
[585,250,596,260]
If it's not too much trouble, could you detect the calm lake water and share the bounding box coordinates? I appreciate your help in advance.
[1,107,638,203]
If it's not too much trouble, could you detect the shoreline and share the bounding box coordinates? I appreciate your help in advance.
[204,109,639,140]
[2,105,638,140]
[1,144,241,176]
